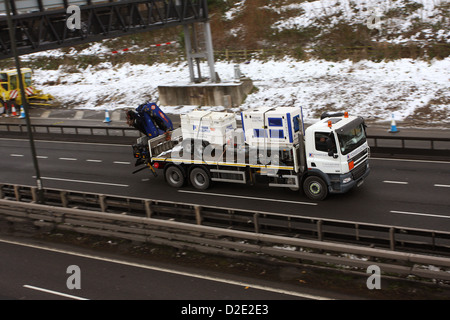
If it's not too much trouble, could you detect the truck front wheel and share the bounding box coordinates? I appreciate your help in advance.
[165,165,185,188]
[303,176,328,201]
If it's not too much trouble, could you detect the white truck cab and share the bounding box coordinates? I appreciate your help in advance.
[302,112,370,200]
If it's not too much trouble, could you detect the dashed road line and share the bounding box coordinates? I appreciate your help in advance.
[390,210,450,220]
[383,180,408,185]
[59,157,77,161]
[39,176,129,187]
[113,161,131,165]
[10,154,24,157]
[434,184,450,188]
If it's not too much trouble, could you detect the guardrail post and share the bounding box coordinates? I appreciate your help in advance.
[60,191,68,207]
[14,185,20,201]
[317,220,323,241]
[0,185,3,199]
[390,227,396,251]
[195,206,202,225]
[253,213,260,233]
[145,200,153,218]
[99,195,107,212]
[31,187,37,203]
[355,223,360,241]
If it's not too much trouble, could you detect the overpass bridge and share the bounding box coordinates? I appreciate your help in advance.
[0,0,217,83]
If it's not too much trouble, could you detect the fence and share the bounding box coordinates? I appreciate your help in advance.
[1,192,450,282]
[367,135,450,158]
[2,183,450,257]
[0,123,140,138]
[1,123,448,159]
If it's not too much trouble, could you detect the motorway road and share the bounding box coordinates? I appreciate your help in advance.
[0,237,320,301]
[0,138,449,232]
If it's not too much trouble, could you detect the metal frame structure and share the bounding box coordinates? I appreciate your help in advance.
[0,0,208,56]
[0,0,217,82]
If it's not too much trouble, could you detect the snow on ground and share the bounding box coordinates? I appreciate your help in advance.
[263,0,449,44]
[31,57,450,127]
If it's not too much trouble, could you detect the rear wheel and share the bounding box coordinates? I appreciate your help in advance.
[164,165,185,188]
[189,167,211,190]
[303,176,328,201]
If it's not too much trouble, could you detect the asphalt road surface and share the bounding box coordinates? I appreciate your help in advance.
[0,237,319,301]
[0,138,449,232]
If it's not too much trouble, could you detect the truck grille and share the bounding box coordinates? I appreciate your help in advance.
[352,160,368,180]
[350,148,368,165]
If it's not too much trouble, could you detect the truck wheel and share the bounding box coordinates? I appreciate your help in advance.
[189,167,211,190]
[303,176,328,201]
[165,165,185,188]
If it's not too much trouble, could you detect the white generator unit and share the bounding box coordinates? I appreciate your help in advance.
[241,106,302,148]
[180,110,237,146]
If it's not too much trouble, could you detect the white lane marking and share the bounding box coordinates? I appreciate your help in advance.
[23,285,88,300]
[86,159,102,163]
[37,156,48,159]
[0,137,130,147]
[371,157,450,165]
[383,180,409,185]
[113,161,131,165]
[59,157,77,161]
[74,110,84,120]
[390,210,450,220]
[40,110,51,118]
[10,154,24,157]
[178,190,317,206]
[0,238,329,300]
[434,184,450,188]
[38,176,129,187]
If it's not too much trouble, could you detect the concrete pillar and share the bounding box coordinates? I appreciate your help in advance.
[203,21,217,83]
[183,24,196,83]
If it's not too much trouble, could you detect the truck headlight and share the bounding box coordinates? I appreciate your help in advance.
[343,177,352,184]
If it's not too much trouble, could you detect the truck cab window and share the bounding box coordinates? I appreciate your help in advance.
[315,132,337,153]
[0,73,7,91]
[10,75,17,90]
[24,72,32,87]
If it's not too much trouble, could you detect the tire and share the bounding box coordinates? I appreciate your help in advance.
[303,176,328,201]
[189,167,211,190]
[164,165,185,188]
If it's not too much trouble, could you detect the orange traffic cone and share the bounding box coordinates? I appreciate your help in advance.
[11,105,17,116]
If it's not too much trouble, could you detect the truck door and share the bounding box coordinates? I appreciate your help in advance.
[24,71,32,87]
[9,74,18,91]
[311,131,341,174]
[0,73,7,91]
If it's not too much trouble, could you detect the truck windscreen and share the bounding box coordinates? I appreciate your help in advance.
[337,122,367,155]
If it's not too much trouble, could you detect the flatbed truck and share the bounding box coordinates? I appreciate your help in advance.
[130,105,370,201]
